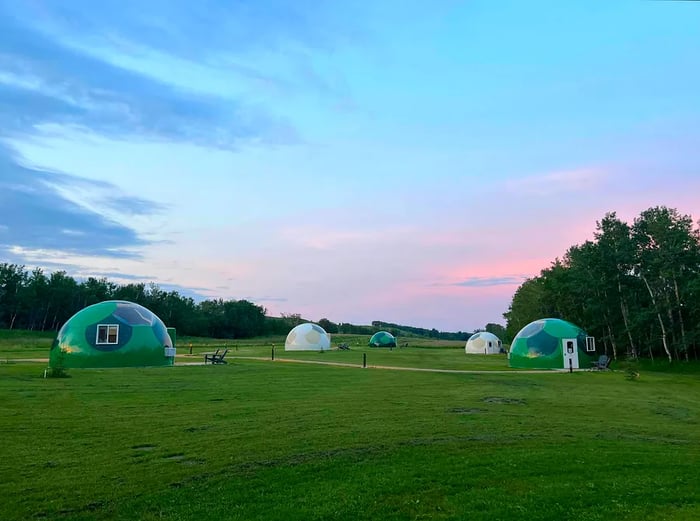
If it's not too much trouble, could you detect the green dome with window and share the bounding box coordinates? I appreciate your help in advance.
[49,300,175,369]
[509,318,595,369]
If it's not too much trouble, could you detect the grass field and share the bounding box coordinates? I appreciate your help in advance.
[2,331,699,520]
[0,330,468,360]
[0,329,54,359]
[184,345,516,372]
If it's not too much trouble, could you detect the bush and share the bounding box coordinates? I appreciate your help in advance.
[619,357,640,381]
[45,366,70,378]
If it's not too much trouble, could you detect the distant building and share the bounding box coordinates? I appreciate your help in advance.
[49,300,175,369]
[465,332,502,354]
[285,323,331,351]
[369,331,397,347]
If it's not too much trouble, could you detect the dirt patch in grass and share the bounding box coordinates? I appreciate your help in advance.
[448,407,484,414]
[654,406,695,423]
[595,432,689,445]
[184,425,211,433]
[180,459,205,466]
[164,453,185,461]
[481,396,527,405]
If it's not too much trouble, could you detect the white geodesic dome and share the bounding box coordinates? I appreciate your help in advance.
[284,323,331,351]
[465,332,502,354]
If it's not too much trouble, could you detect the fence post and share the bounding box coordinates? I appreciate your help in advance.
[272,346,275,361]
[363,352,367,368]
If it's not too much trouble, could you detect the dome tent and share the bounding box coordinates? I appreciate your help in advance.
[509,318,595,369]
[285,323,331,351]
[369,331,396,347]
[49,300,175,369]
[465,332,502,354]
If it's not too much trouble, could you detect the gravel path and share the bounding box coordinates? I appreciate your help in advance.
[7,356,584,374]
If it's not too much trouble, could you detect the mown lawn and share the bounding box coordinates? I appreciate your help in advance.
[0,329,511,371]
[1,356,699,520]
[0,329,54,359]
[184,344,514,372]
[0,331,468,360]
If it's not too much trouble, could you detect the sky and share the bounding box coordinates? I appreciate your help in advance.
[1,1,699,332]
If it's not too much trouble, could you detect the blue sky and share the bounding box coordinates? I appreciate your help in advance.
[1,0,699,331]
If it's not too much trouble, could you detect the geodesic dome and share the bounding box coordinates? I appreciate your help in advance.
[465,332,502,354]
[49,300,175,369]
[284,323,331,351]
[369,331,396,347]
[508,318,595,369]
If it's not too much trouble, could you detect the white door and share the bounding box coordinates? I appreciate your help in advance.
[562,338,579,369]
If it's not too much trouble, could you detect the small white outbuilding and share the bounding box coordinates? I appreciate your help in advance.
[465,332,502,355]
[285,323,331,351]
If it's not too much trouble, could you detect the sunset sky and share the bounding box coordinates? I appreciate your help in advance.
[1,1,699,331]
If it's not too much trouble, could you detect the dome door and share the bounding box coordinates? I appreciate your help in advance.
[562,338,579,370]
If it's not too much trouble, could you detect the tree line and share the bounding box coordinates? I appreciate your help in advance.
[369,320,506,342]
[0,266,275,338]
[504,206,700,362]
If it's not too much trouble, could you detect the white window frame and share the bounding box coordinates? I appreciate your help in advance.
[586,336,596,352]
[96,324,119,345]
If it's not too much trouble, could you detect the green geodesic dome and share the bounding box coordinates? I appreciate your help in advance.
[49,300,175,369]
[369,331,396,347]
[509,318,594,369]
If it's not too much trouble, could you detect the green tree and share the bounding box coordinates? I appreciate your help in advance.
[318,318,339,334]
[632,207,700,362]
[505,206,700,362]
[47,271,80,330]
[484,323,507,342]
[25,268,50,330]
[594,213,641,358]
[503,276,549,340]
[0,263,28,329]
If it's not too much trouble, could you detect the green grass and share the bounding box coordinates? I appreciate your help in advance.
[177,334,510,371]
[1,351,699,520]
[196,346,516,371]
[635,358,700,374]
[0,329,471,358]
[0,329,54,359]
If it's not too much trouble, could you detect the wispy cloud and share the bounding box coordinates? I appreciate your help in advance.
[434,275,528,288]
[0,144,157,258]
[158,284,210,300]
[243,295,288,303]
[86,271,156,281]
[0,4,306,264]
[0,12,297,148]
[504,168,605,196]
[0,1,361,266]
[0,1,358,136]
[17,1,360,60]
